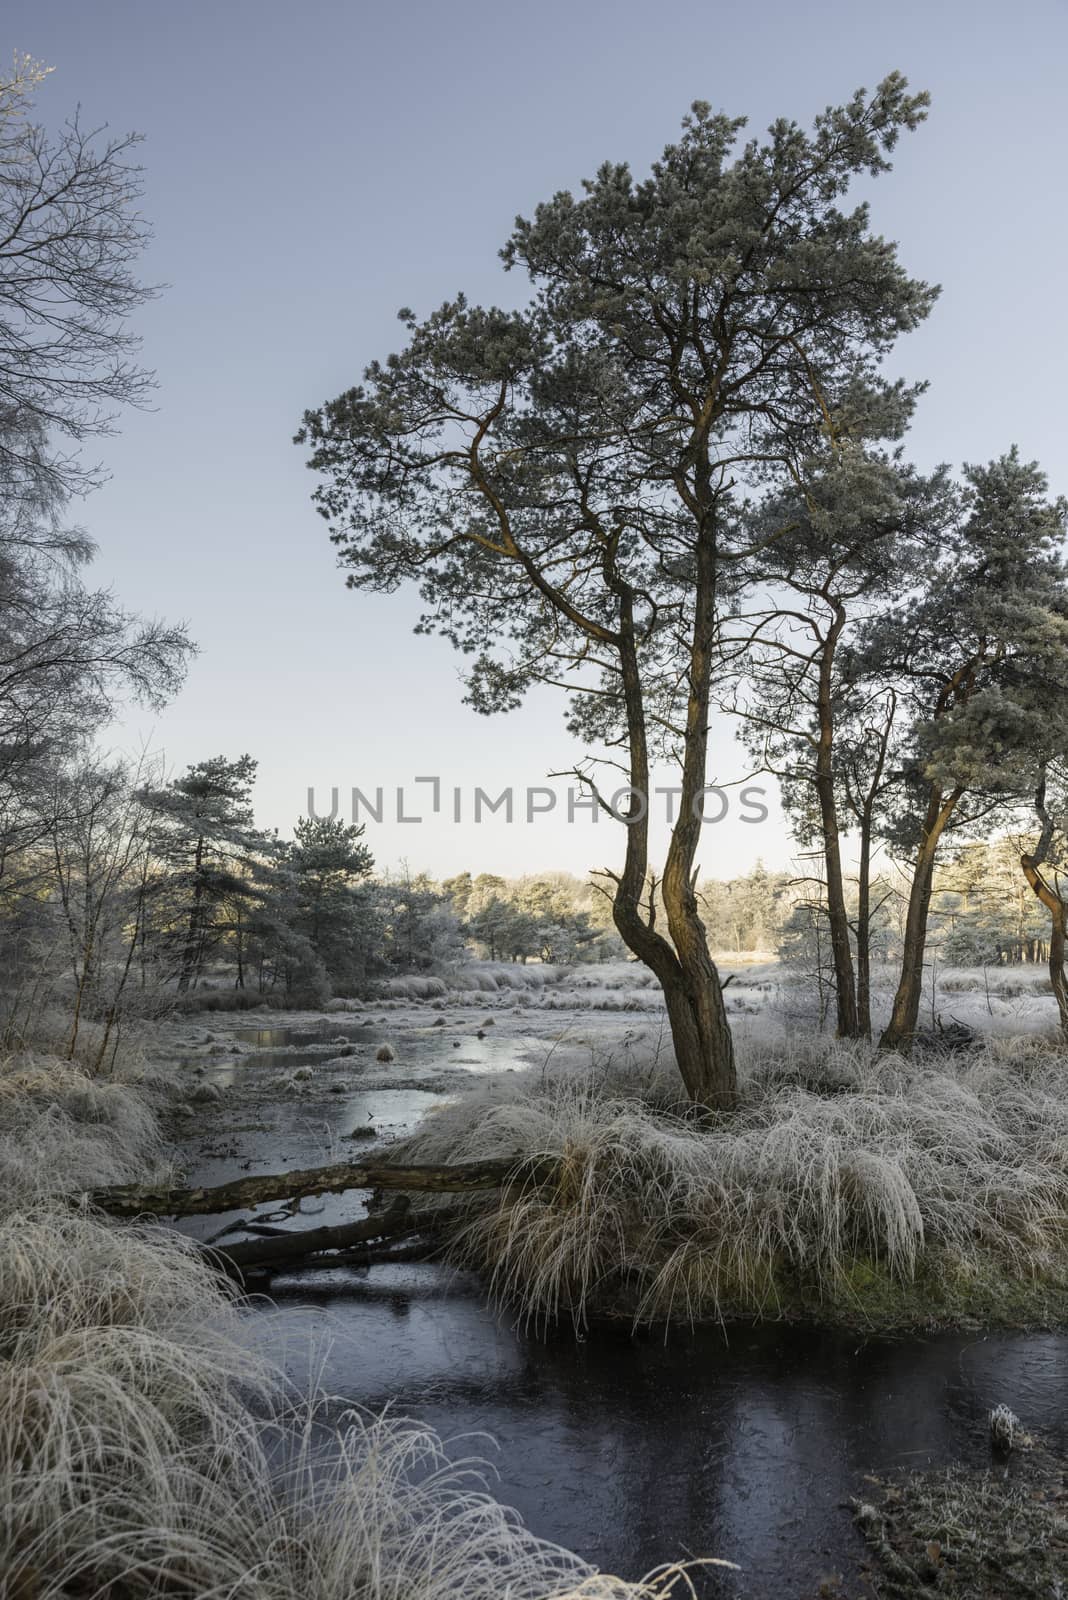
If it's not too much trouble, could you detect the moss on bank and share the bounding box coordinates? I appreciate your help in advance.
[854,1434,1068,1597]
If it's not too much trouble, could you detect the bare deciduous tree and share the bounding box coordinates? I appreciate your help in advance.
[0,54,156,498]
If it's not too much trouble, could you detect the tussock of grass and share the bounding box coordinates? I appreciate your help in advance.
[392,1040,1068,1331]
[382,964,568,1001]
[939,966,1053,997]
[182,986,276,1012]
[381,973,451,1000]
[0,1051,164,1198]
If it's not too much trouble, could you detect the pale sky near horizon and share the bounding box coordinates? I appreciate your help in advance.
[5,1,1066,881]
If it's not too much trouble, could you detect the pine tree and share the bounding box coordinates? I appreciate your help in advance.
[140,755,270,992]
[298,77,935,1107]
[856,453,1068,1047]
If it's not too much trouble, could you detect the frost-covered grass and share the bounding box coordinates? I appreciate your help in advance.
[937,965,1053,997]
[0,1214,716,1597]
[1,1211,716,1596]
[0,1050,165,1196]
[381,963,568,1001]
[854,1435,1068,1598]
[391,1036,1068,1332]
[0,1048,709,1596]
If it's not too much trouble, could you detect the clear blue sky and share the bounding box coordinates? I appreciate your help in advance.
[6,0,1066,878]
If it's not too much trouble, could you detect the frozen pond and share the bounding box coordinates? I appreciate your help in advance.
[263,1275,1068,1596]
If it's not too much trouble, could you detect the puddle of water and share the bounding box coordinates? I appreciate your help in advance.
[212,1030,543,1081]
[174,1085,447,1232]
[337,1086,442,1136]
[233,1023,377,1049]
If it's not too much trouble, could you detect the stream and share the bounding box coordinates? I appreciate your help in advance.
[163,1009,1068,1598]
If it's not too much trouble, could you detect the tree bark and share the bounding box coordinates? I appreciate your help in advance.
[92,1156,559,1218]
[814,607,859,1037]
[1021,855,1068,1038]
[659,529,738,1110]
[212,1199,420,1273]
[177,833,205,993]
[879,786,961,1050]
[855,804,873,1039]
[609,573,737,1112]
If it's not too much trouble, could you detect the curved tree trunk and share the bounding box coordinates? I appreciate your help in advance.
[609,562,736,1113]
[1021,854,1068,1039]
[660,531,736,1110]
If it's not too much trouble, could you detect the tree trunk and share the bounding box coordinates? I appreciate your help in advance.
[610,552,736,1112]
[658,958,737,1107]
[213,1199,418,1273]
[855,804,873,1038]
[1021,854,1068,1039]
[661,529,737,1109]
[846,689,895,1043]
[92,1155,560,1218]
[1049,907,1068,1036]
[814,609,859,1037]
[177,833,205,993]
[879,786,960,1050]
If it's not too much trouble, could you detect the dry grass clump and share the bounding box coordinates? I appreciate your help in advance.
[384,964,568,1000]
[0,1050,164,1200]
[0,1199,268,1591]
[540,991,663,1013]
[384,972,453,1000]
[88,1404,724,1600]
[393,1041,1068,1330]
[939,965,1053,997]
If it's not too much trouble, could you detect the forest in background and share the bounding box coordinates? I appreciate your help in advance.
[3,724,1053,1052]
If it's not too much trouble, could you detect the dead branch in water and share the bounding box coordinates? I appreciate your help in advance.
[210,1197,421,1273]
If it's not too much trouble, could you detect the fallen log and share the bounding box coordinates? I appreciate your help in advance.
[212,1198,418,1274]
[287,1237,439,1275]
[91,1156,556,1219]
